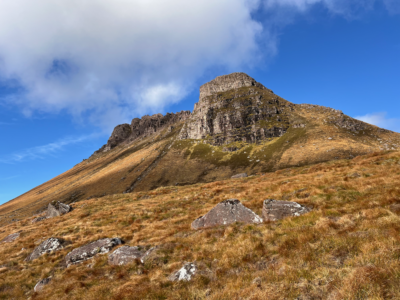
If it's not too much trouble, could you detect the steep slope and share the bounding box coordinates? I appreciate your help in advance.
[1,72,399,225]
[1,151,400,299]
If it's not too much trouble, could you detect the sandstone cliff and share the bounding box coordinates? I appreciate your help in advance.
[179,73,292,145]
[94,111,191,154]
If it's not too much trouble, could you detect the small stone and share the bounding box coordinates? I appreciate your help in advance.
[1,232,20,243]
[231,173,248,179]
[252,277,262,288]
[31,216,47,224]
[169,262,197,282]
[349,172,361,178]
[34,277,51,292]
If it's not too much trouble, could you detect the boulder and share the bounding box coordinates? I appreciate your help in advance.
[65,238,122,267]
[108,246,146,266]
[34,277,51,292]
[262,199,311,221]
[191,199,263,230]
[1,232,20,243]
[47,201,72,218]
[25,238,64,261]
[168,262,197,282]
[231,173,248,179]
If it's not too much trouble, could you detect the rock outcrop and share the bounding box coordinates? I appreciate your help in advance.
[25,238,64,262]
[179,73,292,145]
[1,232,20,243]
[65,238,122,267]
[34,277,51,292]
[199,72,267,100]
[94,111,191,154]
[262,199,311,221]
[47,201,72,218]
[191,199,262,230]
[168,262,197,282]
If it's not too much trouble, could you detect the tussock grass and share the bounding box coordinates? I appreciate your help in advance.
[1,151,400,299]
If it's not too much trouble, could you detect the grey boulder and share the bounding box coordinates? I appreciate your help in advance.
[192,199,263,230]
[34,277,51,292]
[65,238,122,267]
[25,238,64,261]
[231,173,248,179]
[262,199,311,221]
[108,246,147,266]
[1,232,20,243]
[169,262,197,282]
[47,201,72,218]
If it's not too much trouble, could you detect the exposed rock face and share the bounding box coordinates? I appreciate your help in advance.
[47,201,72,218]
[168,262,197,282]
[25,238,64,261]
[65,238,122,267]
[104,124,132,152]
[1,232,20,243]
[199,72,266,100]
[262,199,311,221]
[34,277,51,292]
[108,246,146,266]
[231,173,248,179]
[191,199,263,230]
[94,111,191,154]
[179,73,292,145]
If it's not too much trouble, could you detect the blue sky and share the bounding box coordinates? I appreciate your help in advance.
[0,0,399,205]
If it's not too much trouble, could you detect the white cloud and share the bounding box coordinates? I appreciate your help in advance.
[0,0,263,131]
[0,0,397,132]
[355,112,400,132]
[0,135,95,164]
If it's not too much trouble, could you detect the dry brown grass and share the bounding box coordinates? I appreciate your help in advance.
[2,104,400,228]
[1,150,400,299]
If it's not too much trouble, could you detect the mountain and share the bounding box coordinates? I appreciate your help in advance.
[1,72,399,224]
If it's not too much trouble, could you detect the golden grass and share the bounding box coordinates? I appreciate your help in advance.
[1,150,400,299]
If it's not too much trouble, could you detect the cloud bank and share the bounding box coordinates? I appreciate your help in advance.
[0,0,397,131]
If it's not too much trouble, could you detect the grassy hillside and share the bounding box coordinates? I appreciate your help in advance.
[1,102,400,226]
[1,150,400,299]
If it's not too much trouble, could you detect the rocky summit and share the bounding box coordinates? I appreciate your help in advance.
[1,72,400,225]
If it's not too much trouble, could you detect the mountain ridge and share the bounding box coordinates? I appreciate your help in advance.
[0,72,399,225]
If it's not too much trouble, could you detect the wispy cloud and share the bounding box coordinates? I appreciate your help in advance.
[0,134,96,164]
[0,175,19,181]
[355,112,400,132]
